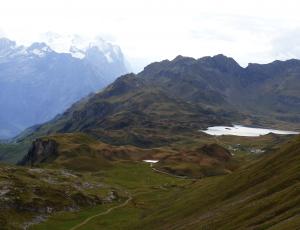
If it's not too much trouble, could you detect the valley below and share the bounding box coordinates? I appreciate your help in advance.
[0,129,298,229]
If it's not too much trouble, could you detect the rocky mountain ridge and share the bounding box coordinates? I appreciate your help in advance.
[21,54,300,146]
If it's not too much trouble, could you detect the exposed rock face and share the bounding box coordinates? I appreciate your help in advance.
[19,139,59,166]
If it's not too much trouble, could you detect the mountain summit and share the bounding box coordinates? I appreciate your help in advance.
[0,36,129,139]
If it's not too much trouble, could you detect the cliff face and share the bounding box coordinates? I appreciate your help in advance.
[19,139,59,166]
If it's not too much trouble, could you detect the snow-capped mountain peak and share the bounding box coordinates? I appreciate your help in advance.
[0,38,54,59]
[26,42,53,57]
[0,34,124,63]
[69,45,85,59]
[39,33,123,62]
[0,35,129,139]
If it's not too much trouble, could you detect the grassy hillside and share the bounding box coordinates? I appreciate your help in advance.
[20,132,291,178]
[155,143,237,178]
[129,135,300,229]
[0,164,121,229]
[0,161,188,229]
[19,133,176,169]
[26,135,300,230]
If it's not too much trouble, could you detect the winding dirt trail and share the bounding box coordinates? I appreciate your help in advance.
[69,196,132,230]
[69,163,193,230]
[151,166,189,179]
[150,163,197,180]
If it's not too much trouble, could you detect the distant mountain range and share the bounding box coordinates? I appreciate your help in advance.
[22,54,300,148]
[0,36,129,139]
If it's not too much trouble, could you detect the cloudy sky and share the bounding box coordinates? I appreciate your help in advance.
[1,0,300,72]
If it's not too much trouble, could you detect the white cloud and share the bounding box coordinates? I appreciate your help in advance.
[0,28,4,37]
[0,0,300,72]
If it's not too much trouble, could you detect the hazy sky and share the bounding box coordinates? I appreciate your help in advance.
[1,0,300,72]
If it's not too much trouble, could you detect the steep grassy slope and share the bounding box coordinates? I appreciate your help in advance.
[129,135,300,229]
[29,135,300,230]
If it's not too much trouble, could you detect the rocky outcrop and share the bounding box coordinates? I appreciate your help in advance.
[19,139,59,166]
[199,144,232,162]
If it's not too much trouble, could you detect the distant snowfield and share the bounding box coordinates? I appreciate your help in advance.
[143,160,159,163]
[201,125,299,137]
